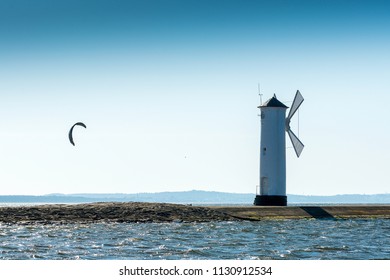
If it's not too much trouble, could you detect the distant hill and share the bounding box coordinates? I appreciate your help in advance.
[1,190,390,204]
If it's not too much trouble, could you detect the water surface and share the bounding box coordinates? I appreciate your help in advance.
[1,219,389,260]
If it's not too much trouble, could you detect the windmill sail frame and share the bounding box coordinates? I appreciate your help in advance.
[286,90,304,158]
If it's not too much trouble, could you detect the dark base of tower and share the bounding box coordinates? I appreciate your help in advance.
[253,195,287,206]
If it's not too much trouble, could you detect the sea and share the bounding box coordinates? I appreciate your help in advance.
[0,203,390,260]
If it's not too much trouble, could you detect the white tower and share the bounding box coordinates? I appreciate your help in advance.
[254,91,304,206]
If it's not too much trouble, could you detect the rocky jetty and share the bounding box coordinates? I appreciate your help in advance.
[0,202,237,224]
[1,202,390,224]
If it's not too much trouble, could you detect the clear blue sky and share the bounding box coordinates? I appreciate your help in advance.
[0,0,389,195]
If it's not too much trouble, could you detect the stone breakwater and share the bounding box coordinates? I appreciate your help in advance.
[0,202,238,224]
[1,202,390,224]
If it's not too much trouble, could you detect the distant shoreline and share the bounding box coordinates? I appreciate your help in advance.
[1,190,390,204]
[1,202,390,224]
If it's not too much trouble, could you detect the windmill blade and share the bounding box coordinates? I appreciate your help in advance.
[287,90,304,120]
[68,122,87,146]
[287,129,304,157]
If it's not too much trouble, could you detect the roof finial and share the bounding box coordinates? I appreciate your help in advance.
[258,83,263,105]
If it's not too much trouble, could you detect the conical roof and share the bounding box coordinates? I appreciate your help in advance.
[258,94,288,108]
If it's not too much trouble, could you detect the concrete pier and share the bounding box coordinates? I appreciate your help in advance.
[212,205,390,220]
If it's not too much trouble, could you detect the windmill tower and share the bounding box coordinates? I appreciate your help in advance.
[254,90,304,206]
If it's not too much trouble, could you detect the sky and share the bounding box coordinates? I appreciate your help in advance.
[0,0,389,196]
